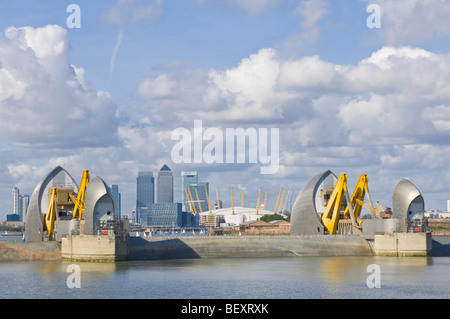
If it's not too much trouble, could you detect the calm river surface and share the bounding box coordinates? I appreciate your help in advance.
[1,254,450,299]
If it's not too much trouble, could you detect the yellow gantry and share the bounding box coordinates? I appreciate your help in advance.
[321,174,354,235]
[343,174,372,221]
[322,173,382,234]
[45,187,58,240]
[70,170,90,219]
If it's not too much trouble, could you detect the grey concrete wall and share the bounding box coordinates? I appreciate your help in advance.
[61,234,128,262]
[0,241,60,261]
[374,232,432,256]
[129,235,373,260]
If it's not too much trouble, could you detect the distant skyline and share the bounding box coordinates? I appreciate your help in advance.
[1,1,450,221]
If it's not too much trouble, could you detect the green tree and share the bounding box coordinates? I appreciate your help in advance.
[259,214,287,222]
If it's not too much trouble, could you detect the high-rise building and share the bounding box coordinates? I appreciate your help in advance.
[136,171,154,224]
[12,187,29,221]
[181,171,198,212]
[447,200,450,213]
[111,184,121,220]
[12,187,20,216]
[157,164,173,203]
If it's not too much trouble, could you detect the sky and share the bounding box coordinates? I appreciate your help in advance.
[1,0,450,220]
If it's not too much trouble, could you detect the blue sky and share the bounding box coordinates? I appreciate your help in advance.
[1,0,450,220]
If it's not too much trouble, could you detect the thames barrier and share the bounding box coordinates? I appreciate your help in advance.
[0,166,437,262]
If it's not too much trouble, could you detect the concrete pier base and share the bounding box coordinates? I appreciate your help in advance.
[129,235,373,260]
[374,232,432,257]
[61,234,129,262]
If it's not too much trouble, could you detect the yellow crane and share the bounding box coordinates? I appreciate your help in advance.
[69,170,90,219]
[321,174,357,235]
[355,198,379,217]
[343,174,373,221]
[45,188,58,241]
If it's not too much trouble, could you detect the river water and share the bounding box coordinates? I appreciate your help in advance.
[1,236,450,300]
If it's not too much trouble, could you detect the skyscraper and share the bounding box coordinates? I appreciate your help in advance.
[12,187,29,221]
[157,164,173,203]
[12,187,20,216]
[136,171,154,223]
[110,184,121,220]
[181,171,198,212]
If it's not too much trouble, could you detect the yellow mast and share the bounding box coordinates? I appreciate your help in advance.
[282,187,291,214]
[205,186,212,214]
[278,187,286,214]
[184,188,194,213]
[274,187,282,214]
[256,186,261,215]
[188,187,197,214]
[216,189,221,209]
[195,188,202,213]
[241,189,244,207]
[231,186,234,215]
[263,189,268,210]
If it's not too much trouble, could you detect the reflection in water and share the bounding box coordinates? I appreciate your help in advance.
[0,256,449,299]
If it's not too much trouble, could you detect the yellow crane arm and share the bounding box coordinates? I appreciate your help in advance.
[355,199,379,215]
[321,174,355,235]
[72,170,90,218]
[344,174,373,220]
[45,188,58,240]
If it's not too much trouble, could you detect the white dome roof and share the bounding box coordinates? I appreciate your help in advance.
[199,206,275,225]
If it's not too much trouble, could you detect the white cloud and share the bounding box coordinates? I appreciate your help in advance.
[136,46,450,147]
[132,45,450,211]
[137,74,176,99]
[0,25,119,148]
[362,0,450,45]
[283,0,328,56]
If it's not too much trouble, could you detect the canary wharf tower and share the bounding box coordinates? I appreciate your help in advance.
[157,165,173,203]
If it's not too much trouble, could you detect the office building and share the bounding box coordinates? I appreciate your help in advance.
[12,187,29,221]
[136,171,154,224]
[157,165,173,203]
[147,203,183,227]
[12,187,20,216]
[110,184,121,220]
